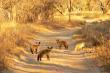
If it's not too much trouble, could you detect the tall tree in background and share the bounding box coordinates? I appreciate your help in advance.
[98,0,110,14]
[86,0,92,11]
[40,0,63,21]
[68,0,72,22]
[66,0,73,22]
[0,0,21,22]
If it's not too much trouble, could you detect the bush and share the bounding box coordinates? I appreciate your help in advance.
[0,22,37,72]
[73,20,110,67]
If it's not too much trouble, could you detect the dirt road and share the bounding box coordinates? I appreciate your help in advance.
[4,49,101,73]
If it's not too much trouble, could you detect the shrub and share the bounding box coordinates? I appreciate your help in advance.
[0,22,37,72]
[73,20,110,67]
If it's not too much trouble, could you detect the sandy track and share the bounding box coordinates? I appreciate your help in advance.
[4,50,101,73]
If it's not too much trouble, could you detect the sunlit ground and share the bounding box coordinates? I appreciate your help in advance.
[55,11,110,22]
[5,49,100,73]
[0,11,110,73]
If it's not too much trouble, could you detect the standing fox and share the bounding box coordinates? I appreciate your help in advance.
[37,46,53,61]
[30,42,40,54]
[56,39,68,49]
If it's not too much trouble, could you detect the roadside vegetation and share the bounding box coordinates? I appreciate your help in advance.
[0,0,110,73]
[73,20,110,72]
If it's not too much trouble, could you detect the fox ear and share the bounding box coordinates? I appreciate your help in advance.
[47,47,49,49]
[39,42,40,44]
[47,46,53,49]
[36,42,40,44]
[56,39,59,41]
[51,46,53,49]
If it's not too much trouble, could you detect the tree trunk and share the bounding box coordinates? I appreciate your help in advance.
[68,0,72,22]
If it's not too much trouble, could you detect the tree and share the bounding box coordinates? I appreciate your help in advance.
[86,0,92,11]
[40,0,63,21]
[98,0,110,14]
[0,0,21,22]
[68,0,72,22]
[65,0,73,22]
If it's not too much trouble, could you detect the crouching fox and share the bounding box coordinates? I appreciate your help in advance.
[75,42,85,51]
[37,46,53,61]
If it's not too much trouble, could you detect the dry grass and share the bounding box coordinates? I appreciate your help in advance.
[73,20,110,72]
[0,21,37,72]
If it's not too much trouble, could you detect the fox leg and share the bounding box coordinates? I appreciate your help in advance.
[38,55,42,61]
[65,45,68,49]
[37,55,39,61]
[35,49,38,54]
[39,56,42,61]
[32,48,36,54]
[37,55,41,61]
[33,48,37,54]
[30,48,34,54]
[64,45,66,49]
[58,44,61,48]
[46,54,50,60]
[59,44,62,49]
[67,45,68,49]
